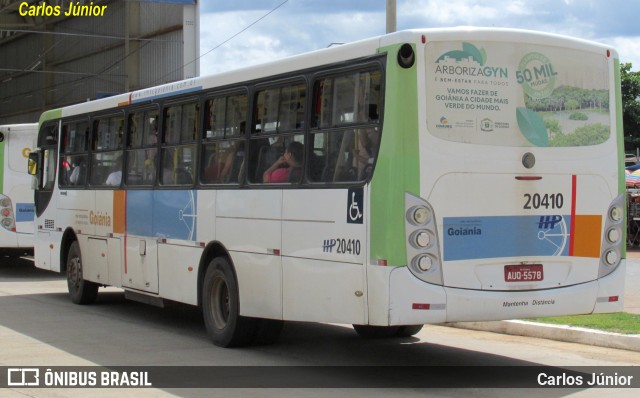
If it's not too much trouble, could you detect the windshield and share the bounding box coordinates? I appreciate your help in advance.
[425,40,610,148]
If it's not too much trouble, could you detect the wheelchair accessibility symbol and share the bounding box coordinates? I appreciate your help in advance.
[347,188,363,224]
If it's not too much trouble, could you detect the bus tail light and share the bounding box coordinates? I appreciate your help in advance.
[0,194,16,232]
[405,193,443,285]
[598,194,625,278]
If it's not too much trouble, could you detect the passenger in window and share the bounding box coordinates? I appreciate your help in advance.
[353,131,378,179]
[161,150,176,185]
[263,141,303,183]
[220,141,245,182]
[70,159,86,185]
[105,155,123,186]
[145,123,158,180]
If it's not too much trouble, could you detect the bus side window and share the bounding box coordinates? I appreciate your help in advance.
[161,146,194,186]
[200,92,248,185]
[162,102,197,187]
[249,82,305,184]
[42,148,57,190]
[309,69,382,183]
[126,110,158,186]
[60,121,89,188]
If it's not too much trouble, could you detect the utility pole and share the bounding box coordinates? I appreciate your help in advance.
[386,0,396,33]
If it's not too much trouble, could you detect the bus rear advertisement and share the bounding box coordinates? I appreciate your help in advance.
[27,28,624,347]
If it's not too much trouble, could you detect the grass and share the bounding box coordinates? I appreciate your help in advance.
[527,312,640,335]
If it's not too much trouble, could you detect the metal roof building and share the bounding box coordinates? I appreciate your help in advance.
[0,0,199,124]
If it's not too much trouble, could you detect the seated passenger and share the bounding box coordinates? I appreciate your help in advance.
[70,160,86,185]
[106,169,122,186]
[106,156,123,186]
[263,141,303,183]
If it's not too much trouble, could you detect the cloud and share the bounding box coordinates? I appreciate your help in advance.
[198,0,640,74]
[199,11,289,75]
[199,7,385,76]
[606,37,640,69]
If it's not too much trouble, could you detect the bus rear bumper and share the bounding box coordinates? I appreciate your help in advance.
[387,260,626,325]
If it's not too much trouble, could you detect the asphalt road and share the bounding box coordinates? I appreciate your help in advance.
[0,255,639,398]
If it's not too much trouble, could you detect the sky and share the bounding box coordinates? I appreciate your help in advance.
[197,0,640,76]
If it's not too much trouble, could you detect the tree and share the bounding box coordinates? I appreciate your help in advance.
[565,99,580,111]
[621,63,640,151]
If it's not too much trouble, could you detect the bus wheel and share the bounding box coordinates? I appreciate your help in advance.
[66,241,98,304]
[352,325,401,338]
[396,325,423,337]
[202,257,257,347]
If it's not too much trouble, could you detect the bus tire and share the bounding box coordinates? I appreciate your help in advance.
[66,241,98,305]
[202,257,257,347]
[396,324,423,337]
[352,324,401,338]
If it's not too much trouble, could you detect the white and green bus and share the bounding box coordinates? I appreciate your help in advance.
[0,123,36,255]
[28,28,625,347]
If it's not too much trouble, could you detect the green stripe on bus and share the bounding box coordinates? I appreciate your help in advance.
[39,108,62,125]
[614,58,626,258]
[0,139,5,193]
[614,59,625,195]
[369,43,421,267]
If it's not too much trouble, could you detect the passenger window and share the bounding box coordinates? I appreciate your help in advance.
[254,83,305,133]
[160,145,196,186]
[312,70,381,128]
[60,121,89,187]
[164,102,198,144]
[42,148,57,191]
[250,134,304,184]
[93,115,124,151]
[308,128,379,182]
[126,109,158,186]
[61,121,89,154]
[201,140,245,184]
[309,69,382,183]
[201,92,248,185]
[249,82,306,184]
[90,114,124,188]
[161,102,198,187]
[90,151,122,187]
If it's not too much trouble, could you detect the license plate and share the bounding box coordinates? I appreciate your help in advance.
[504,264,543,282]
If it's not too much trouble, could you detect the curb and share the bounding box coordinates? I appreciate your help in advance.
[446,320,640,352]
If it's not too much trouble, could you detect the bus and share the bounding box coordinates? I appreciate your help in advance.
[0,123,36,255]
[28,28,625,347]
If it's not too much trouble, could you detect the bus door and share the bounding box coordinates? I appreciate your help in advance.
[122,190,159,293]
[32,122,59,270]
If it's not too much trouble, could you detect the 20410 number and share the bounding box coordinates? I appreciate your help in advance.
[337,239,361,255]
[523,193,564,210]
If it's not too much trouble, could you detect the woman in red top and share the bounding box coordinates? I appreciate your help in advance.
[263,141,303,183]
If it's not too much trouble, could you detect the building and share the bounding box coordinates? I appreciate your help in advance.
[0,0,199,124]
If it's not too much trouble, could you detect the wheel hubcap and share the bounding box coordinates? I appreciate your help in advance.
[68,257,81,289]
[211,276,230,330]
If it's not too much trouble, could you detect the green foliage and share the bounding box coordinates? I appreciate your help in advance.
[565,99,580,111]
[530,313,640,335]
[549,123,609,147]
[621,62,640,152]
[525,85,609,112]
[569,112,588,120]
[544,119,561,135]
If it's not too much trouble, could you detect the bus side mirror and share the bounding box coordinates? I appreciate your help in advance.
[28,152,39,176]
